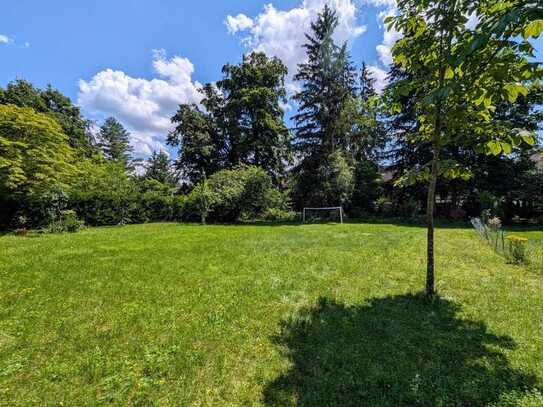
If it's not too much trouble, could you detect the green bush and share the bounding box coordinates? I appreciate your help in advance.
[261,208,297,222]
[505,235,528,265]
[184,166,291,223]
[184,178,216,224]
[45,210,84,233]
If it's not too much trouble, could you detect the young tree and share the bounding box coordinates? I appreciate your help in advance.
[388,0,541,296]
[98,117,133,167]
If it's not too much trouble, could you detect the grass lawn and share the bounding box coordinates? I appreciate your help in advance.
[1,222,542,406]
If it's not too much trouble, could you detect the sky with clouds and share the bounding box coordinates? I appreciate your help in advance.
[0,0,541,158]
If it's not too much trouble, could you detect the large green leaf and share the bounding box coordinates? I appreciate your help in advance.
[523,20,543,39]
[487,140,502,155]
[504,83,528,102]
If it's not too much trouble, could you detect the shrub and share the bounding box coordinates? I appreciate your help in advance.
[375,197,394,215]
[184,178,216,224]
[505,235,528,265]
[261,208,297,222]
[184,166,291,223]
[45,210,84,233]
[69,160,139,226]
[135,179,177,222]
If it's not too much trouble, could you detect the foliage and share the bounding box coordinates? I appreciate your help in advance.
[168,91,225,185]
[45,209,84,233]
[0,79,94,153]
[98,117,133,167]
[293,150,354,209]
[218,52,292,180]
[184,176,215,224]
[185,166,290,223]
[142,150,178,186]
[505,235,528,264]
[387,0,542,296]
[135,178,178,222]
[261,208,297,222]
[0,104,76,196]
[170,53,291,184]
[350,160,381,214]
[69,159,139,226]
[293,5,356,156]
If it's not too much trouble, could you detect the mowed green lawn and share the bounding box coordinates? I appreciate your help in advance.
[1,222,542,406]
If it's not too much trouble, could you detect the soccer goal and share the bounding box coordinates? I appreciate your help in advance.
[302,207,344,224]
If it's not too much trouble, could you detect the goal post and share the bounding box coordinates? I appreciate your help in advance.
[302,207,344,224]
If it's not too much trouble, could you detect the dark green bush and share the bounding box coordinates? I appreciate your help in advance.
[45,209,84,233]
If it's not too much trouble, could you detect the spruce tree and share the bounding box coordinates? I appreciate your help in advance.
[98,117,133,167]
[359,62,376,101]
[292,5,357,207]
[293,5,356,156]
[144,150,177,185]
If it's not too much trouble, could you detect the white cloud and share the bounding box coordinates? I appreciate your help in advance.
[371,1,400,67]
[0,34,11,44]
[225,14,254,34]
[367,65,388,93]
[226,0,366,92]
[78,50,202,157]
[23,41,30,48]
[361,0,399,92]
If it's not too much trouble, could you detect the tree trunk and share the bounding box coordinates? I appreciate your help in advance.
[426,136,440,297]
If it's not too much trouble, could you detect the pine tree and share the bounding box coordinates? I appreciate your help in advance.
[359,62,376,101]
[144,150,177,185]
[292,5,357,207]
[293,5,357,156]
[98,117,133,167]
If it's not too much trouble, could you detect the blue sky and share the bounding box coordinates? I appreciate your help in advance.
[1,0,541,157]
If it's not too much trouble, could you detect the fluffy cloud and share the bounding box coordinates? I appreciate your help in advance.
[225,14,254,34]
[78,50,202,157]
[375,7,401,66]
[362,0,399,92]
[367,65,389,93]
[226,0,366,92]
[0,34,11,44]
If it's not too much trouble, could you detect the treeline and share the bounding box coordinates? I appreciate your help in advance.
[1,4,542,231]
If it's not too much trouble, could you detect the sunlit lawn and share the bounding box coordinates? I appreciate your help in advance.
[1,222,542,405]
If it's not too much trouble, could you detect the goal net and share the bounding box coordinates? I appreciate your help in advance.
[302,207,344,224]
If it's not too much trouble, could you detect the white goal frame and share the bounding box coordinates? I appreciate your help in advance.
[302,207,344,224]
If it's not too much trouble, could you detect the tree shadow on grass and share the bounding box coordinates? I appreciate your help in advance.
[263,294,539,406]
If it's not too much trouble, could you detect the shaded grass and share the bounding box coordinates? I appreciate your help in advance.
[0,222,542,405]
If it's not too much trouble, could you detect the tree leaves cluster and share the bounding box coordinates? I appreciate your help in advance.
[168,52,291,185]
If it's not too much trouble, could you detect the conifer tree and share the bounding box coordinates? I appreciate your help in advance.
[293,5,357,156]
[98,117,133,167]
[292,5,357,207]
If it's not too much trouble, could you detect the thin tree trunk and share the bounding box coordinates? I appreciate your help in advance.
[426,137,440,297]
